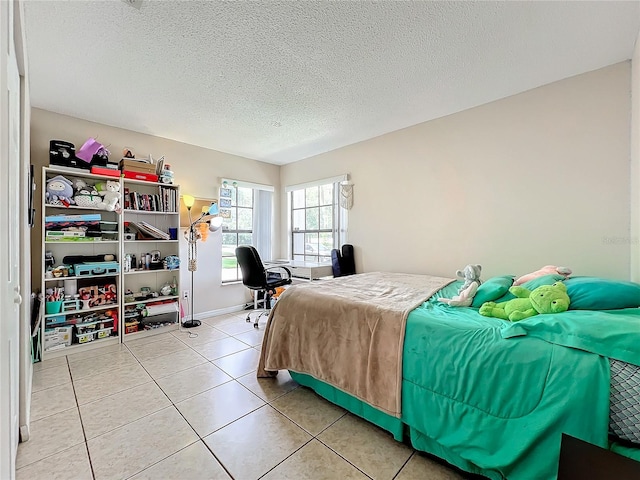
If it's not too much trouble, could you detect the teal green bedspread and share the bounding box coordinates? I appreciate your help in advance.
[291,282,640,480]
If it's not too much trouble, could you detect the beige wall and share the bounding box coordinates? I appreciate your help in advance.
[281,63,632,280]
[631,33,640,282]
[30,108,280,314]
[30,60,635,314]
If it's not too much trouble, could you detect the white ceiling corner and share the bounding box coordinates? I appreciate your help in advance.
[23,0,640,165]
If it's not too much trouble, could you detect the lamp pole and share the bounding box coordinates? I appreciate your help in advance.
[184,205,201,328]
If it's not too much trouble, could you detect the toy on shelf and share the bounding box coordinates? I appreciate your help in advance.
[95,180,121,212]
[46,175,75,207]
[72,179,103,208]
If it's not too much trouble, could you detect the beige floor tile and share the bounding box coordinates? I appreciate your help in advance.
[123,331,175,347]
[32,364,70,393]
[201,313,244,328]
[128,335,189,361]
[30,381,76,422]
[130,441,231,480]
[66,342,130,363]
[212,348,260,378]
[16,443,92,480]
[395,452,465,480]
[16,407,85,469]
[139,348,207,379]
[262,439,369,480]
[192,337,251,361]
[156,362,233,403]
[318,414,413,480]
[88,406,198,480]
[237,369,298,402]
[271,386,346,435]
[172,324,229,346]
[80,381,171,439]
[234,328,265,347]
[69,349,138,380]
[32,355,67,372]
[214,320,256,336]
[73,363,151,405]
[176,380,264,436]
[203,405,312,480]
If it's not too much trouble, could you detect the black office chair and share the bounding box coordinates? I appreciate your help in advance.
[235,245,292,328]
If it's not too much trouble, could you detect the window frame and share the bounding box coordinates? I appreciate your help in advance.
[286,175,349,264]
[220,179,274,284]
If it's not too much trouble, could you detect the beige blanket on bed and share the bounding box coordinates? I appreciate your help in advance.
[257,272,454,417]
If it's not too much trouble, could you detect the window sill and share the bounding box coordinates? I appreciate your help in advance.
[221,281,243,286]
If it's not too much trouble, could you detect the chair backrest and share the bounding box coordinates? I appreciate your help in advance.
[236,245,267,289]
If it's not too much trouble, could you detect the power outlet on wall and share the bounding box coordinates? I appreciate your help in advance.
[182,290,189,300]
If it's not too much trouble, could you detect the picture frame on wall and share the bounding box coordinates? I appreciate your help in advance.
[220,208,232,219]
[220,188,232,198]
[219,198,231,208]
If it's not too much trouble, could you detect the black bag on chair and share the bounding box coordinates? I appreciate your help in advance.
[331,244,356,277]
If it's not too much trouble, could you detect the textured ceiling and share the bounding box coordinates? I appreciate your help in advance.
[23,0,640,165]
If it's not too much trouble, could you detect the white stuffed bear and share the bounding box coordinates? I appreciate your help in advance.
[438,281,479,307]
[96,180,121,212]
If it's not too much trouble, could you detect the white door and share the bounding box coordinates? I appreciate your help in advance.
[0,0,23,476]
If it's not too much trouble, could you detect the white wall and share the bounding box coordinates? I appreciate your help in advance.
[30,109,280,313]
[281,63,632,280]
[631,32,640,282]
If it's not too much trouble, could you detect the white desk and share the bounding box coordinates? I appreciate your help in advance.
[265,260,333,280]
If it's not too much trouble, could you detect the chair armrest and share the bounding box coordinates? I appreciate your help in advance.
[265,266,292,280]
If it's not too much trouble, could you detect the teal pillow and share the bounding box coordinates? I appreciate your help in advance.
[471,275,514,307]
[495,274,566,303]
[565,277,640,310]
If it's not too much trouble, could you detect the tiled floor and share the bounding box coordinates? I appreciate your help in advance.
[17,311,467,480]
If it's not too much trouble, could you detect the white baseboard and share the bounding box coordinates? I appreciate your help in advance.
[184,304,246,321]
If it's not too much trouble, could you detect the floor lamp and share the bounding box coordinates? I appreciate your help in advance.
[183,195,223,328]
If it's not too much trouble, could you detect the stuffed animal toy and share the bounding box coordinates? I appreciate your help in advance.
[513,265,572,286]
[46,175,75,207]
[479,282,570,322]
[438,281,479,307]
[456,264,482,294]
[73,179,102,208]
[95,180,121,211]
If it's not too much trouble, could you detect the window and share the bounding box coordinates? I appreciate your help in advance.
[288,175,348,264]
[221,180,273,283]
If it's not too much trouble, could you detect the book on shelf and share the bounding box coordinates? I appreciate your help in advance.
[125,186,177,213]
[45,213,101,223]
[46,230,85,239]
[129,221,170,240]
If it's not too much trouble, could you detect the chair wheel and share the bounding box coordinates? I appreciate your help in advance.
[254,323,259,329]
[246,315,251,322]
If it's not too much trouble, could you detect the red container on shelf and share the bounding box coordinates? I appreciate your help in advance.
[122,171,159,182]
[90,166,121,177]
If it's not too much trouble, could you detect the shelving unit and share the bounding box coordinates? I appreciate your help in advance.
[121,177,180,340]
[41,167,121,359]
[39,166,181,360]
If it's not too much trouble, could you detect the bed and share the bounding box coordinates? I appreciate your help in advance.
[257,272,640,480]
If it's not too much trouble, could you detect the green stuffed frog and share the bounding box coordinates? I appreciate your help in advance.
[479,282,570,322]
